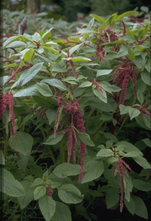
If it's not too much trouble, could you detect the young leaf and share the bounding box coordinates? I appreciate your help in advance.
[39,195,56,221]
[58,184,83,204]
[43,133,65,145]
[2,168,25,197]
[34,186,46,200]
[32,178,44,187]
[9,132,33,156]
[23,48,34,61]
[78,132,95,147]
[116,11,138,22]
[52,201,72,221]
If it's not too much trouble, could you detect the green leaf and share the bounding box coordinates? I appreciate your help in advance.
[71,57,91,62]
[34,186,46,200]
[124,151,142,158]
[128,47,135,61]
[90,14,105,23]
[23,48,34,61]
[3,36,19,48]
[52,202,71,221]
[32,178,44,187]
[132,179,151,191]
[145,57,151,72]
[53,163,81,178]
[124,197,135,215]
[46,108,57,125]
[96,69,112,77]
[13,85,39,97]
[96,149,114,158]
[42,79,68,91]
[18,178,34,209]
[116,141,142,154]
[106,188,119,209]
[142,138,151,147]
[43,46,60,56]
[69,43,82,56]
[141,70,151,86]
[115,45,128,58]
[78,132,95,146]
[92,86,107,103]
[5,41,27,48]
[39,195,56,221]
[81,157,104,184]
[133,156,151,169]
[79,81,92,88]
[119,104,140,120]
[116,11,138,21]
[36,82,53,97]
[58,184,83,204]
[43,133,64,145]
[9,132,33,156]
[132,196,148,219]
[2,168,25,197]
[124,176,133,202]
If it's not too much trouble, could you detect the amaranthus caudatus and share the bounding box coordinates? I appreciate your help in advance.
[54,95,86,183]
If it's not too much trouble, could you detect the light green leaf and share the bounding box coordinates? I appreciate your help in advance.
[124,151,142,158]
[52,202,71,221]
[9,132,33,156]
[13,85,39,97]
[23,48,34,61]
[132,196,148,219]
[90,14,105,23]
[39,195,56,221]
[2,168,25,197]
[78,132,95,147]
[116,11,138,21]
[34,186,46,200]
[69,43,82,56]
[43,133,65,145]
[79,81,92,88]
[36,82,53,97]
[92,86,107,103]
[58,184,83,204]
[142,138,151,147]
[46,109,57,125]
[5,41,27,48]
[32,178,44,187]
[81,158,104,183]
[18,179,34,209]
[141,70,151,86]
[96,69,112,77]
[96,149,113,158]
[53,163,81,178]
[71,57,91,62]
[43,46,60,56]
[42,79,68,91]
[133,156,151,169]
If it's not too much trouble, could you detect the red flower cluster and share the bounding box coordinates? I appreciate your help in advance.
[113,59,137,104]
[54,95,86,182]
[112,157,131,213]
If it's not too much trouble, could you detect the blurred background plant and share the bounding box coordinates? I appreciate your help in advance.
[1,0,151,21]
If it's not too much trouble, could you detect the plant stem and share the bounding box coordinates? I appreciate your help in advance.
[60,139,66,162]
[7,203,19,221]
[117,116,128,135]
[85,107,94,127]
[47,146,56,164]
[92,121,103,135]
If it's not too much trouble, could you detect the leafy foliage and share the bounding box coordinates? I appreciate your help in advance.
[1,8,151,221]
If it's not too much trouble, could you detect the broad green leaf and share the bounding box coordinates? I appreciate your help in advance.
[132,179,151,191]
[122,35,136,44]
[79,81,92,88]
[32,178,44,187]
[124,197,135,215]
[43,46,60,55]
[119,104,140,120]
[124,151,142,158]
[18,179,34,209]
[116,11,138,21]
[39,195,56,221]
[13,85,39,97]
[71,57,91,62]
[132,196,148,219]
[34,186,46,200]
[69,43,82,56]
[46,108,57,125]
[36,82,53,97]
[145,57,151,72]
[53,163,81,178]
[5,41,27,48]
[43,133,65,145]
[58,184,83,204]
[115,45,128,58]
[96,149,113,158]
[0,150,5,165]
[133,156,151,169]
[99,81,121,93]
[124,176,133,202]
[42,28,53,39]
[9,132,33,156]
[52,202,71,221]
[81,158,104,183]
[105,188,119,209]
[96,69,112,77]
[116,141,142,154]
[2,168,25,197]
[128,47,135,60]
[42,79,68,91]
[90,14,105,23]
[142,138,151,147]
[3,36,19,48]
[78,132,95,147]
[92,86,107,103]
[141,70,151,86]
[23,48,34,61]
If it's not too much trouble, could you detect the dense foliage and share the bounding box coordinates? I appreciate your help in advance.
[1,8,151,221]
